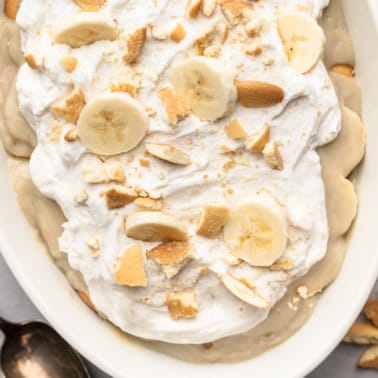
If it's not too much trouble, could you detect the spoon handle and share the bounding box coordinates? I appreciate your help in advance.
[0,317,17,336]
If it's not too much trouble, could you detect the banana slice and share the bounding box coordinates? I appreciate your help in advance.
[77,92,148,156]
[125,211,188,241]
[224,192,287,266]
[170,57,237,121]
[277,13,325,74]
[221,273,270,309]
[145,143,190,166]
[53,12,118,48]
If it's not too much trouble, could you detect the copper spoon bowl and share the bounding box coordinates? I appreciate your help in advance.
[0,317,90,378]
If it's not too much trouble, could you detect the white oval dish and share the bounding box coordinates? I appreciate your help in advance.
[1,1,378,377]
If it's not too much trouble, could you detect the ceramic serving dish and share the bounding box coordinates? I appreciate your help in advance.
[1,1,378,377]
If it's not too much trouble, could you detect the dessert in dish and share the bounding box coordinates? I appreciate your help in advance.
[0,0,366,359]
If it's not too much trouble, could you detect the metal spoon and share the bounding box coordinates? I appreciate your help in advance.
[0,317,90,378]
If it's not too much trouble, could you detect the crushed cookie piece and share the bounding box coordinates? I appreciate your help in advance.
[60,56,78,73]
[197,203,229,237]
[110,68,141,98]
[195,22,227,55]
[292,296,300,304]
[186,0,202,18]
[52,88,86,125]
[114,245,147,287]
[127,154,135,163]
[139,158,150,168]
[245,124,270,153]
[358,345,378,369]
[148,241,192,265]
[74,189,88,204]
[150,24,171,40]
[86,238,100,257]
[136,187,149,198]
[264,57,274,66]
[145,106,157,118]
[263,141,284,170]
[123,27,147,64]
[244,16,264,37]
[46,122,62,144]
[148,241,192,278]
[220,0,254,26]
[83,164,125,184]
[288,298,299,311]
[104,185,138,209]
[220,145,234,153]
[202,0,217,16]
[234,152,249,166]
[167,290,198,319]
[135,197,163,211]
[223,160,235,170]
[200,266,209,275]
[110,82,137,97]
[225,119,246,140]
[235,62,245,70]
[24,53,45,70]
[344,322,378,344]
[158,87,191,124]
[170,23,187,43]
[196,27,216,56]
[364,300,378,328]
[86,238,99,250]
[296,285,309,299]
[245,44,263,56]
[64,127,79,142]
[73,0,106,11]
[149,190,162,199]
[204,45,221,57]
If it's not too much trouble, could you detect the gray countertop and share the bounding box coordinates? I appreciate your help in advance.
[0,253,377,378]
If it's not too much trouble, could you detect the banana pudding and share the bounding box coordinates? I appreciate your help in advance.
[0,0,365,356]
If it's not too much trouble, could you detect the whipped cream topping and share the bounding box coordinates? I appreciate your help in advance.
[16,0,340,344]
